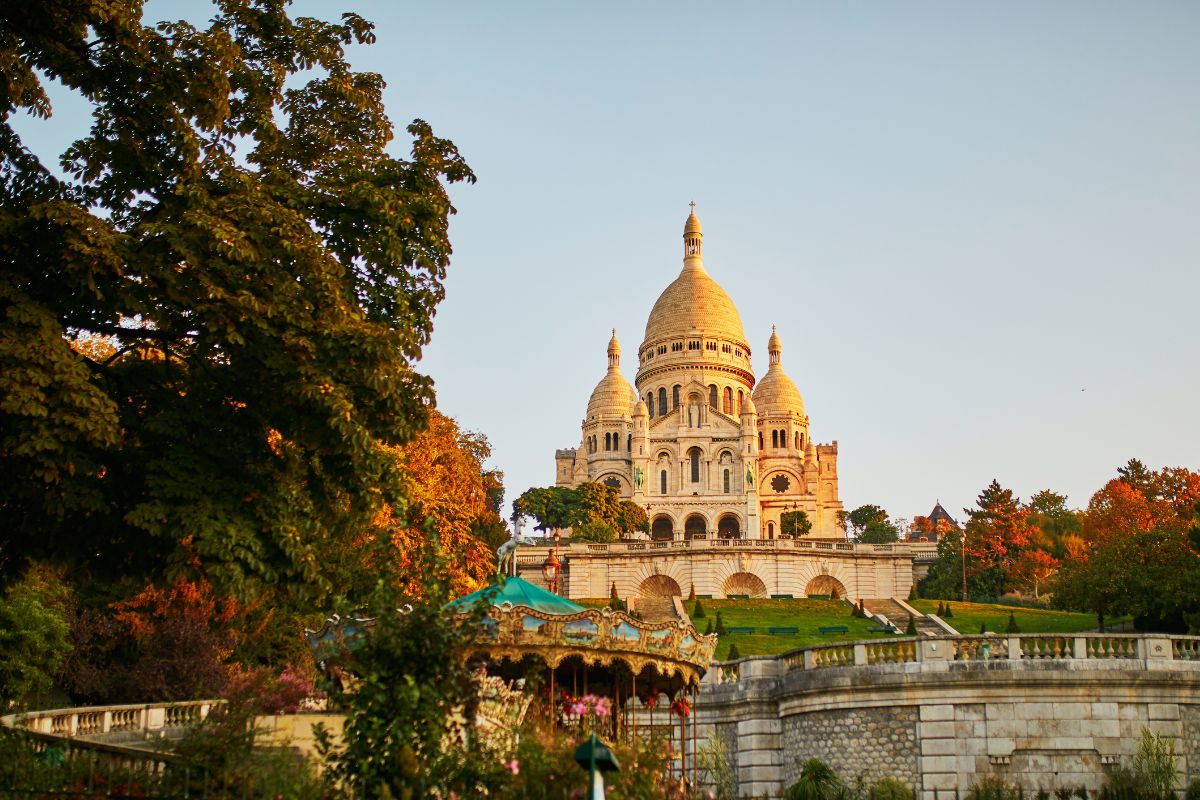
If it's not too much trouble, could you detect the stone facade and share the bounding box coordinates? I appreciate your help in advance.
[554,208,843,540]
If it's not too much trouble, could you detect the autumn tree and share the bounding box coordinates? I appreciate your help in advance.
[373,410,502,596]
[1054,462,1200,631]
[1010,548,1060,599]
[616,500,649,534]
[0,2,473,608]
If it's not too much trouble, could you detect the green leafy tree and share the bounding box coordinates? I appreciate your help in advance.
[0,568,71,706]
[0,2,473,606]
[572,482,622,528]
[513,486,576,534]
[571,520,618,543]
[616,500,649,534]
[839,504,898,543]
[781,510,813,537]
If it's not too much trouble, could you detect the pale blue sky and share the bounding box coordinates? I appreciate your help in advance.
[18,1,1200,524]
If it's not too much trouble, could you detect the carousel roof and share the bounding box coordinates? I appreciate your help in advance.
[447,576,586,616]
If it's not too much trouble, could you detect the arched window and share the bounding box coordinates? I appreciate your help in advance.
[778,429,785,447]
[689,448,701,483]
[660,469,667,494]
[723,469,730,493]
[737,390,744,414]
[758,431,764,450]
[627,434,632,452]
[604,433,611,451]
[771,430,778,448]
[709,384,718,408]
[723,386,732,414]
[658,388,667,417]
[768,522,775,539]
[647,396,654,419]
[672,385,681,408]
[795,432,800,449]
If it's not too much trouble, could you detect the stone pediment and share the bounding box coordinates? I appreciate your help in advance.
[646,403,741,436]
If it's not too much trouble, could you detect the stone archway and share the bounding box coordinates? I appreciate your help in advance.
[637,574,682,598]
[651,516,674,541]
[717,514,741,539]
[721,572,767,598]
[805,575,847,600]
[684,514,707,540]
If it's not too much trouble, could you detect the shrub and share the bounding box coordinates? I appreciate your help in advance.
[944,603,953,618]
[907,583,919,601]
[688,584,697,601]
[715,611,727,636]
[704,619,713,635]
[905,615,917,635]
[1133,727,1177,800]
[727,643,741,660]
[693,600,706,619]
[979,622,987,634]
[869,777,915,800]
[785,758,842,800]
[967,775,1020,800]
[1184,778,1200,800]
[573,520,618,543]
[698,734,737,800]
[1007,612,1021,634]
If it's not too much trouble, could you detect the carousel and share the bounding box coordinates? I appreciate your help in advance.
[306,536,718,788]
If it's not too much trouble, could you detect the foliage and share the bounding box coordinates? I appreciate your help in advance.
[383,410,503,594]
[617,500,650,534]
[0,566,71,707]
[869,777,915,800]
[838,504,898,543]
[1006,612,1020,634]
[967,776,1020,800]
[0,0,473,612]
[727,642,741,660]
[1132,728,1178,800]
[698,733,738,800]
[572,520,618,543]
[715,610,726,636]
[693,600,706,619]
[1010,548,1060,599]
[318,530,485,799]
[782,509,813,537]
[905,615,916,635]
[513,486,577,533]
[573,482,622,530]
[1055,462,1200,632]
[784,757,843,800]
[963,480,1032,592]
[110,578,237,702]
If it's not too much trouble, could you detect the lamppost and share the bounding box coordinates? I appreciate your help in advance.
[960,528,967,602]
[541,530,563,595]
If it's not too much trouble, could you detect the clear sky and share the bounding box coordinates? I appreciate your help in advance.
[17,1,1200,525]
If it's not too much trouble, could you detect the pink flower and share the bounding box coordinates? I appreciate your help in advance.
[570,701,587,716]
[505,759,520,775]
[594,697,611,718]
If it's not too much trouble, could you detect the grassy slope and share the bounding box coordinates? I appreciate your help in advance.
[911,599,1107,635]
[690,598,892,659]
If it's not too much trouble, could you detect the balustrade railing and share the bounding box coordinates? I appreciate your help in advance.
[711,634,1200,685]
[3,700,222,743]
[515,539,938,558]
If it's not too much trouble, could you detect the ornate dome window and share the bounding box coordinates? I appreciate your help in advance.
[770,474,790,493]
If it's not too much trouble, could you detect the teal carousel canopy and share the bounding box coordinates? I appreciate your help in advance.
[448,576,586,616]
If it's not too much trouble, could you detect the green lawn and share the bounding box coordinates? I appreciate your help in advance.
[911,599,1116,635]
[689,598,896,659]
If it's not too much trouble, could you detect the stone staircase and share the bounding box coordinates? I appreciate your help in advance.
[862,598,948,636]
[630,595,682,624]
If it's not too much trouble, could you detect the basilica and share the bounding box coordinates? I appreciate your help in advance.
[554,207,844,539]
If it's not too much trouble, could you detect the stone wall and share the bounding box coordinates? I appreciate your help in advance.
[697,636,1200,799]
[781,707,919,788]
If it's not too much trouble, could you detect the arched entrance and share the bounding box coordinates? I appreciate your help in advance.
[721,572,767,598]
[684,514,707,540]
[717,515,741,539]
[651,516,674,541]
[805,575,847,600]
[637,574,682,598]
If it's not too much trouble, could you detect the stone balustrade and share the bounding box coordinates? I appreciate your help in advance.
[2,700,221,744]
[525,538,938,558]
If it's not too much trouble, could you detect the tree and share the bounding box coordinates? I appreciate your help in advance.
[0,567,71,706]
[839,504,898,543]
[572,482,622,529]
[0,3,474,606]
[513,486,576,534]
[781,510,813,537]
[1026,490,1083,558]
[616,500,649,534]
[1010,548,1059,599]
[960,480,1032,595]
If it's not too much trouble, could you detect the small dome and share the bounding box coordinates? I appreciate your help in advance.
[588,331,636,419]
[740,394,757,416]
[633,398,649,417]
[752,327,805,418]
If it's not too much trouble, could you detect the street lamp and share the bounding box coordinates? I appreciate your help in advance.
[960,528,967,602]
[541,530,563,594]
